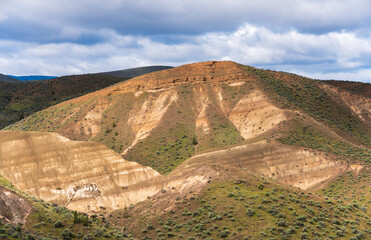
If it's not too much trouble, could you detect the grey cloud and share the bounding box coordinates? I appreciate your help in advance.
[1,0,371,43]
[0,1,370,82]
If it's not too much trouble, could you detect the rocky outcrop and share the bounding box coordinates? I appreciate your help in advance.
[0,131,164,212]
[0,186,32,225]
[228,89,287,139]
[67,98,109,139]
[193,86,211,133]
[123,89,178,154]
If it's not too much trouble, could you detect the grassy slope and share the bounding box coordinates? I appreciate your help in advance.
[316,168,371,216]
[279,120,371,164]
[0,81,24,128]
[5,97,98,133]
[238,66,371,170]
[195,84,245,153]
[323,80,371,98]
[247,67,370,147]
[111,175,371,240]
[92,93,136,152]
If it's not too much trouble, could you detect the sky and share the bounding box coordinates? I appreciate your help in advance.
[0,0,370,82]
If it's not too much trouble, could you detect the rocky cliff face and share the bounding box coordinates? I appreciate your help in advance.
[0,131,164,212]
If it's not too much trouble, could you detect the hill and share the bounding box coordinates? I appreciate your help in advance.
[98,65,173,78]
[111,168,370,239]
[2,61,370,239]
[0,73,19,82]
[6,61,369,172]
[0,66,172,129]
[0,74,126,129]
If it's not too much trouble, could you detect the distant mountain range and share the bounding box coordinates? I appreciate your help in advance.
[7,75,58,81]
[2,66,173,82]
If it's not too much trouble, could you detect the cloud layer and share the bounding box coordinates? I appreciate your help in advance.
[0,1,370,82]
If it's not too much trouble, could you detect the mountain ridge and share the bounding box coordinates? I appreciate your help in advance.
[0,73,19,82]
[7,75,58,81]
[97,65,173,78]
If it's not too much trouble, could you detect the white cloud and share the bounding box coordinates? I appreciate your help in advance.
[295,69,371,82]
[0,23,370,83]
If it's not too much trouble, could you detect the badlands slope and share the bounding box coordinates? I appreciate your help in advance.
[7,61,369,171]
[0,61,370,239]
[3,61,370,209]
[0,131,163,212]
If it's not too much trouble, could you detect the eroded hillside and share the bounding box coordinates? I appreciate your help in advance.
[1,60,370,239]
[6,61,370,176]
[0,174,126,239]
[0,131,164,212]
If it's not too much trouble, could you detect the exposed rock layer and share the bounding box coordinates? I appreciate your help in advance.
[174,141,357,190]
[0,131,163,212]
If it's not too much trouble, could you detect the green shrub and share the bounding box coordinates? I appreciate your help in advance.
[61,229,75,240]
[53,220,63,228]
[246,208,255,217]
